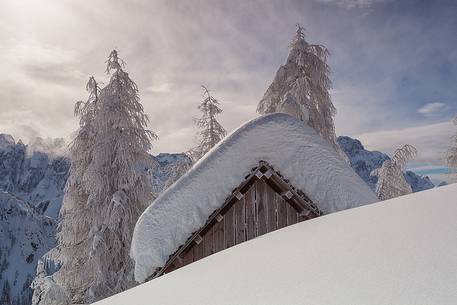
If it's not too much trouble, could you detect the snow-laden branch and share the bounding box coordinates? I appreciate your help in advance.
[375,144,417,200]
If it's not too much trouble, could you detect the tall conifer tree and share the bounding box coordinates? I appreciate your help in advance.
[189,86,226,161]
[258,25,337,148]
[35,50,157,304]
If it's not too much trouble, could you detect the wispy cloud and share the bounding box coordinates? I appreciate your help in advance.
[408,165,456,185]
[314,0,391,9]
[145,83,173,94]
[356,121,455,164]
[417,102,449,117]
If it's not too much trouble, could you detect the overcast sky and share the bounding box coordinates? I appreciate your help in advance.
[1,0,456,165]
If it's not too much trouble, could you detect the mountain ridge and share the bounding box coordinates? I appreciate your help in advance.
[337,136,435,192]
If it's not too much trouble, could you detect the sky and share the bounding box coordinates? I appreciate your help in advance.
[0,0,456,167]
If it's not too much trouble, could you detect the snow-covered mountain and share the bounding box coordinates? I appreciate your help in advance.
[0,192,55,305]
[0,134,191,305]
[337,136,435,192]
[150,153,192,194]
[0,135,68,220]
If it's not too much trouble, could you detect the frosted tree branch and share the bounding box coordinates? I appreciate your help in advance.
[375,144,417,200]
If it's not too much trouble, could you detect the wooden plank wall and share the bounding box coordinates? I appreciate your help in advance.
[164,179,304,273]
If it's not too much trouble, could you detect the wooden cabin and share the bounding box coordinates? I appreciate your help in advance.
[131,113,378,283]
[156,161,321,277]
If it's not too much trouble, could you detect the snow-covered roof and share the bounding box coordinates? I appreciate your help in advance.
[100,184,457,305]
[131,113,378,282]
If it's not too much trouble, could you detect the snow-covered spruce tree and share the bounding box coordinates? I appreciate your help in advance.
[446,116,457,180]
[189,86,226,161]
[257,25,337,149]
[374,144,417,200]
[45,50,156,304]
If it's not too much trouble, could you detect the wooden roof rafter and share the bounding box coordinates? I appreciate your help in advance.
[152,160,321,279]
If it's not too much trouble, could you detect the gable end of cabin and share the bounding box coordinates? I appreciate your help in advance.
[154,161,322,278]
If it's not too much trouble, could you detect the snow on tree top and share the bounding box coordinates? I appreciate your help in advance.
[131,113,378,283]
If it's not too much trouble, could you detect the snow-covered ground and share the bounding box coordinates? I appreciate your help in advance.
[97,184,457,305]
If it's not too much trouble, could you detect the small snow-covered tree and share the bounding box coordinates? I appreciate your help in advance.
[189,86,226,161]
[446,116,457,180]
[257,25,337,148]
[374,144,417,200]
[42,50,157,304]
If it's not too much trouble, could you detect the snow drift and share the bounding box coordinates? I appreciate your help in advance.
[99,183,457,305]
[131,113,377,283]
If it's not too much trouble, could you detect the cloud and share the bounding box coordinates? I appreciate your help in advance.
[417,102,449,117]
[24,62,85,85]
[407,165,456,185]
[356,121,455,164]
[314,0,390,9]
[1,42,84,83]
[144,83,173,94]
[0,108,76,145]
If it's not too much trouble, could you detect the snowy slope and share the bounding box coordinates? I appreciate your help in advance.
[0,192,55,305]
[97,184,457,305]
[337,136,434,192]
[132,113,377,283]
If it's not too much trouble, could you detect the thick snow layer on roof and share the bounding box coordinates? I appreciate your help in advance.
[131,113,378,282]
[99,184,457,305]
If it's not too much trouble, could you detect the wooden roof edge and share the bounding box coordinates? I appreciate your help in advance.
[259,162,321,217]
[154,163,262,278]
[154,160,322,278]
